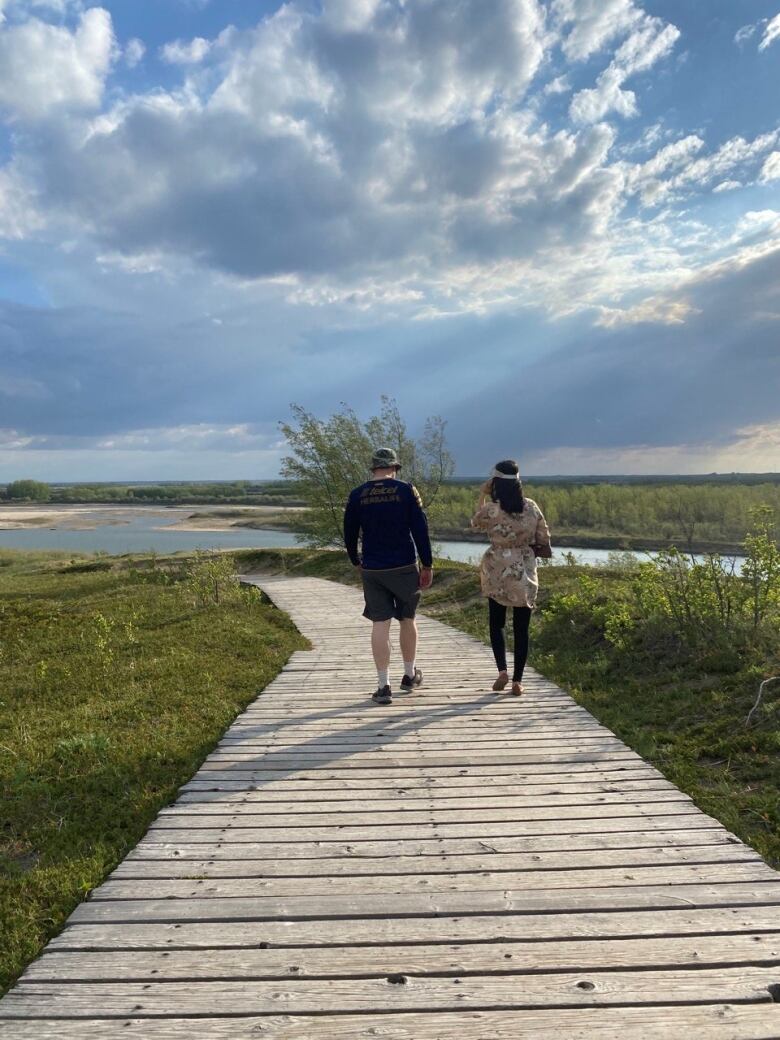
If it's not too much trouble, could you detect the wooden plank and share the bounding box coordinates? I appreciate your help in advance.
[3,1005,780,1040]
[20,932,780,982]
[110,843,762,879]
[93,862,777,901]
[178,777,678,798]
[152,803,699,826]
[68,881,780,924]
[169,791,691,813]
[142,816,721,843]
[3,966,778,1017]
[202,751,644,767]
[216,738,624,751]
[47,905,780,951]
[125,828,737,861]
[183,766,665,786]
[195,761,657,779]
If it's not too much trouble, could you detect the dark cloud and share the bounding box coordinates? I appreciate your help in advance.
[446,245,780,469]
[4,244,777,473]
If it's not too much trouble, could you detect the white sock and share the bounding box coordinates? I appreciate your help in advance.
[403,660,416,678]
[377,669,389,688]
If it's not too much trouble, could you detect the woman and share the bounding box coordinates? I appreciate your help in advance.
[471,460,552,696]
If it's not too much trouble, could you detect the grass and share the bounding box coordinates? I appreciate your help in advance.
[0,549,306,995]
[240,548,780,868]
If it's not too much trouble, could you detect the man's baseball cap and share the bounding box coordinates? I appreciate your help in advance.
[370,447,401,470]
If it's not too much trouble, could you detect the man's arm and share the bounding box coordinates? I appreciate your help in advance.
[408,485,433,568]
[343,491,361,566]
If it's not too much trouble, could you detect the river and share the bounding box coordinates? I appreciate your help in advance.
[0,507,745,571]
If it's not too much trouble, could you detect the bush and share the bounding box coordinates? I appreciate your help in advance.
[536,508,780,673]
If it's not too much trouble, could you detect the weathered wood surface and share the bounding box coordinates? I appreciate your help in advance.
[5,1007,780,1040]
[6,966,780,1016]
[2,573,780,1038]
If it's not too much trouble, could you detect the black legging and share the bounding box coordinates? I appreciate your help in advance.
[488,599,532,682]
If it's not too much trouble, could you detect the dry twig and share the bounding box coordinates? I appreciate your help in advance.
[745,675,780,727]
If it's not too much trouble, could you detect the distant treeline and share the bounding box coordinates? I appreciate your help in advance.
[0,481,306,507]
[435,481,780,551]
[451,473,780,487]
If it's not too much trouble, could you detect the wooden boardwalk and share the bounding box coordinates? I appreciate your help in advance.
[3,574,780,1038]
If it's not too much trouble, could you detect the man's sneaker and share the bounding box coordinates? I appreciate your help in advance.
[372,685,392,705]
[400,668,423,692]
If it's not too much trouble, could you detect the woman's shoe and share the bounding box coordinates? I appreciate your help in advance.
[492,671,509,691]
[511,682,524,696]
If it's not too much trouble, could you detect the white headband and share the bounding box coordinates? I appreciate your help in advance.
[491,468,520,480]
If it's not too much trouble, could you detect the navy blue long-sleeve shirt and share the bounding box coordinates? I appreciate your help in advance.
[343,478,433,570]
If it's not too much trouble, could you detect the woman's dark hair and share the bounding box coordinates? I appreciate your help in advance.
[490,459,524,514]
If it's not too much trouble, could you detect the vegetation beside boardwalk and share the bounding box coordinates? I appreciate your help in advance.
[0,549,306,995]
[239,525,780,869]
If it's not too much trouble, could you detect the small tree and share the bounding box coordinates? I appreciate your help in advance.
[5,479,50,501]
[280,397,454,546]
[181,551,242,609]
[741,506,780,633]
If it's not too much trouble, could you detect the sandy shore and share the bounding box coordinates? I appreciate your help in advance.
[158,506,306,532]
[0,505,183,530]
[0,503,306,533]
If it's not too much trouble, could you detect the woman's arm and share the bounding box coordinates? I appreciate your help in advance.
[476,478,492,509]
[531,504,552,558]
[471,501,493,530]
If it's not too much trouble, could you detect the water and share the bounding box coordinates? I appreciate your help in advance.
[0,510,302,556]
[437,539,745,573]
[0,509,744,572]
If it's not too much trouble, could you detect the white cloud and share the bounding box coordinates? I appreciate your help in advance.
[622,134,704,203]
[543,74,571,96]
[596,295,695,327]
[570,66,636,123]
[626,131,780,206]
[124,37,145,68]
[525,423,780,476]
[759,13,780,51]
[0,7,115,120]
[0,421,283,454]
[553,0,642,61]
[713,180,742,193]
[160,36,212,65]
[321,0,382,32]
[92,423,277,452]
[0,0,773,332]
[759,151,780,183]
[570,14,679,123]
[0,161,45,238]
[734,23,757,46]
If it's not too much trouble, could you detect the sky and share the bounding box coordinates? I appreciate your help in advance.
[0,0,779,480]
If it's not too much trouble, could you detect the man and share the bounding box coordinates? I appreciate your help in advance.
[343,447,434,705]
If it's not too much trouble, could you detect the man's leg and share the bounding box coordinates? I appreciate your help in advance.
[371,619,392,689]
[399,617,423,690]
[399,617,418,670]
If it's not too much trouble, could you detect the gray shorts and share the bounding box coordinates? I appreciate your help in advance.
[361,565,420,622]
